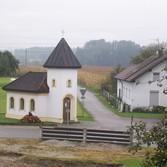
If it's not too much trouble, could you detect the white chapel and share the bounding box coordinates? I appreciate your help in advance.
[3,38,82,123]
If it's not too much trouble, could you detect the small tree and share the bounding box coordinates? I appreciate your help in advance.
[0,51,19,76]
[130,115,167,167]
[102,65,124,96]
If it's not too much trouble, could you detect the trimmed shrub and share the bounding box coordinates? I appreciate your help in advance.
[21,112,41,123]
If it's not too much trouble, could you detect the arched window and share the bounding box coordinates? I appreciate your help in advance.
[30,99,35,111]
[20,98,24,110]
[10,97,14,109]
[52,79,56,87]
[67,79,72,87]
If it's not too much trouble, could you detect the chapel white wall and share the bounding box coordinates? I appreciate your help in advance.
[6,91,48,118]
[47,68,78,121]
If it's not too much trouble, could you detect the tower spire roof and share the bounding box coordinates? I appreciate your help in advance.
[43,38,81,69]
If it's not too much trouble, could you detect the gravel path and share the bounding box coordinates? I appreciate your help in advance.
[77,87,159,130]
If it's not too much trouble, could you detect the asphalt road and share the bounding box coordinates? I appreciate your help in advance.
[0,126,41,138]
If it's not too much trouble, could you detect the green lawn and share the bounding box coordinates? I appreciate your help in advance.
[77,100,94,121]
[0,77,10,114]
[117,158,142,167]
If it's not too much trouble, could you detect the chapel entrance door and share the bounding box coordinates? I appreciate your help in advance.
[63,97,71,123]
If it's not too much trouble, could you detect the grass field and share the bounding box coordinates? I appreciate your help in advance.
[0,77,10,114]
[0,77,93,124]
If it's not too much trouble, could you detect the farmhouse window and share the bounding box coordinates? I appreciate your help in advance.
[20,98,24,110]
[10,97,14,109]
[153,72,160,81]
[67,80,72,87]
[30,99,35,111]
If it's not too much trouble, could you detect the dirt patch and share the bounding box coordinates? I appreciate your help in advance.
[20,156,122,167]
[0,138,143,167]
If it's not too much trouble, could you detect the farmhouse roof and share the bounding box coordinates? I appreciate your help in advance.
[43,38,81,69]
[115,54,167,82]
[3,72,49,93]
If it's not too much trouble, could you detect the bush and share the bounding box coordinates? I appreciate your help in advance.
[132,106,166,113]
[152,106,166,113]
[21,112,41,123]
[132,107,150,113]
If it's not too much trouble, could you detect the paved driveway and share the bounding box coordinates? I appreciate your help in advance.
[77,88,159,130]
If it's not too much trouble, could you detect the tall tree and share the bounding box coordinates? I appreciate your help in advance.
[131,43,167,64]
[0,51,19,76]
[75,39,141,67]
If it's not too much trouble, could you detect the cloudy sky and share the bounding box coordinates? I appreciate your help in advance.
[0,0,167,49]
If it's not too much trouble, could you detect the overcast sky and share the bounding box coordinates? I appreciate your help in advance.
[0,0,167,49]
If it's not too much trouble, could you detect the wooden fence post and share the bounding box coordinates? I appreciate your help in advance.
[83,128,87,144]
[129,127,133,146]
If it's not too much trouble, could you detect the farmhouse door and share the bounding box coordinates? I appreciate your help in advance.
[149,91,159,106]
[63,97,71,123]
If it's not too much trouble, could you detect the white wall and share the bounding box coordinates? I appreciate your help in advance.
[47,68,78,122]
[117,60,167,110]
[6,91,48,118]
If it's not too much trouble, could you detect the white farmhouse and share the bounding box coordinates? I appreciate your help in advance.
[3,38,81,123]
[115,53,167,111]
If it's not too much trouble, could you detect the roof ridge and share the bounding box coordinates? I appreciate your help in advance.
[124,55,159,80]
[116,54,167,82]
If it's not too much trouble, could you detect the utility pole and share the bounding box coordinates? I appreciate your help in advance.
[25,48,28,66]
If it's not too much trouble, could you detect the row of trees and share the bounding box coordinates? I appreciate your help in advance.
[0,51,19,76]
[75,39,141,67]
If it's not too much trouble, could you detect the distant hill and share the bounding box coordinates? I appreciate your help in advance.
[14,39,141,67]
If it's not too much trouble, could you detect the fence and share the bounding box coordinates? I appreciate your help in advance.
[101,89,119,107]
[41,127,132,145]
